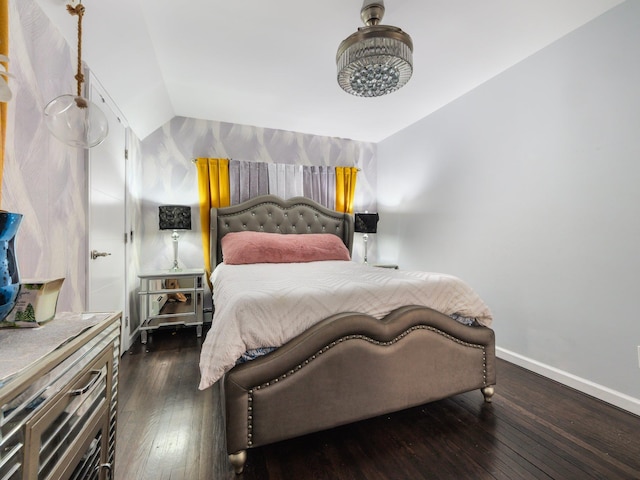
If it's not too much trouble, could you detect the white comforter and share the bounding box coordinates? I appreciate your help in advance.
[198,261,493,389]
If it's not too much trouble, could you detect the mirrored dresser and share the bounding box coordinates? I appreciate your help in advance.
[0,312,121,480]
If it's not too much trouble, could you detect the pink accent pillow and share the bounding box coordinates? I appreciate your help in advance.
[221,231,350,265]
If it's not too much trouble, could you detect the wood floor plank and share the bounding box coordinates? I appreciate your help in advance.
[115,326,640,480]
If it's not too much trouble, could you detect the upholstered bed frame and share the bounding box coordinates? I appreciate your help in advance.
[209,195,496,474]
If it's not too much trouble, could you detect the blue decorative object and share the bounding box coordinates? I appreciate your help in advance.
[0,211,23,321]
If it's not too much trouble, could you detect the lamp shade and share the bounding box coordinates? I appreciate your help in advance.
[354,213,379,234]
[44,95,109,148]
[42,3,109,149]
[159,205,192,230]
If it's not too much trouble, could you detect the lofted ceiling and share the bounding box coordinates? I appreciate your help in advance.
[34,0,624,143]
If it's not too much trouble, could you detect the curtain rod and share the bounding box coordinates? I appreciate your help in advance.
[191,158,359,170]
[191,158,232,163]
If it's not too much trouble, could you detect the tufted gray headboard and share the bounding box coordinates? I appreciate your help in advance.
[210,195,354,268]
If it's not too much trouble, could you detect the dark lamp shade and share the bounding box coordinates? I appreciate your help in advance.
[159,205,192,230]
[354,213,379,234]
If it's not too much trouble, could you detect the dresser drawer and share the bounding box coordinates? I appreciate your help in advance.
[23,345,113,480]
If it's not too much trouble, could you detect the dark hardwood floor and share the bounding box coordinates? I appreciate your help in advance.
[116,326,640,480]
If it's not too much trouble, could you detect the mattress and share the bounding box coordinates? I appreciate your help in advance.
[199,260,493,389]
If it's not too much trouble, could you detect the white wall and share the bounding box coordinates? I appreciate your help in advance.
[377,1,640,413]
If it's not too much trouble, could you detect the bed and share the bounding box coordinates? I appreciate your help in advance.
[198,195,496,474]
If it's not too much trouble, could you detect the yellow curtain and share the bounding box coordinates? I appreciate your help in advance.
[195,158,230,284]
[0,0,9,206]
[335,166,358,214]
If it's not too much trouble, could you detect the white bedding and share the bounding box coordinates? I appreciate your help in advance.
[198,261,493,390]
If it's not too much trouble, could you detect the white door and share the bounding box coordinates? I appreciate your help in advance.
[86,74,130,351]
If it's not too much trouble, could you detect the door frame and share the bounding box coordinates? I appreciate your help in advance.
[85,69,132,352]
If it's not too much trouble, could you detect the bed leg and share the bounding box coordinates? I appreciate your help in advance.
[481,385,495,403]
[229,450,247,475]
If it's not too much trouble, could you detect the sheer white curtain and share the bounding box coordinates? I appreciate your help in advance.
[267,164,304,199]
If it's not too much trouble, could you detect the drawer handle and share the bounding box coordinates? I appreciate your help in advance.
[70,369,103,396]
[96,463,112,479]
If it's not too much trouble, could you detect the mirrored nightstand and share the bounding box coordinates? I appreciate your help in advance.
[138,268,204,344]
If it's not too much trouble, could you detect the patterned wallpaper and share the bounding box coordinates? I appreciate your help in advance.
[138,117,378,274]
[3,0,86,312]
[3,0,379,322]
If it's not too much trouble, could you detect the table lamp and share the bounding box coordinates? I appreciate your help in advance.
[354,212,379,264]
[159,205,192,271]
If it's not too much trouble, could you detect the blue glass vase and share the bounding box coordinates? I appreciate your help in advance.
[0,211,22,321]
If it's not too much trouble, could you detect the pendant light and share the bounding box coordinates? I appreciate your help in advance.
[337,0,413,97]
[44,2,108,149]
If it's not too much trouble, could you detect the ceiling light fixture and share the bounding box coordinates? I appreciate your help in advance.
[43,2,108,149]
[336,0,413,97]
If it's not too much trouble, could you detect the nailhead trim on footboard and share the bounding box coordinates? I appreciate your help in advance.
[244,325,488,447]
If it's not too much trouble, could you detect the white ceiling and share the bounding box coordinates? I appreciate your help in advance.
[35,0,623,143]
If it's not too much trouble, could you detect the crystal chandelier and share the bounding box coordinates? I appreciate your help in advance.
[336,1,413,97]
[44,2,108,149]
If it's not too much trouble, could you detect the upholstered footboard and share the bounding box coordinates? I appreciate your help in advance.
[223,305,496,474]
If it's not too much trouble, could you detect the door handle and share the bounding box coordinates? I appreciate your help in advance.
[91,250,112,260]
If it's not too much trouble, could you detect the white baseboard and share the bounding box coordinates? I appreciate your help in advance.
[124,326,140,354]
[496,347,640,417]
